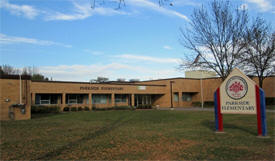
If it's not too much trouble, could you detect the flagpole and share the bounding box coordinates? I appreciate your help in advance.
[20,74,22,104]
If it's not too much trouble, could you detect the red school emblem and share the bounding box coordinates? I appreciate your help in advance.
[226,76,248,100]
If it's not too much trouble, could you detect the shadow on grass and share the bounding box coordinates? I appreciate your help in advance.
[31,113,64,119]
[223,123,257,135]
[201,120,256,135]
[201,120,215,131]
[35,113,133,160]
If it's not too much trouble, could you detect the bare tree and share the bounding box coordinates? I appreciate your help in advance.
[21,66,39,76]
[117,78,126,82]
[129,79,140,82]
[32,74,49,81]
[90,77,109,83]
[179,0,248,80]
[240,17,275,88]
[0,64,21,75]
[0,64,49,81]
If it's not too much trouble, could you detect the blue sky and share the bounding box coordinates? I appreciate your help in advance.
[1,0,274,81]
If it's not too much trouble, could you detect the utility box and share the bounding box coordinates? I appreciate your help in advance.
[0,75,31,120]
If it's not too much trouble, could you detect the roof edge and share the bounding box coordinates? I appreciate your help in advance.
[0,74,31,80]
[31,80,166,87]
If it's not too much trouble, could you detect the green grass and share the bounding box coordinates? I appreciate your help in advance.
[1,110,274,160]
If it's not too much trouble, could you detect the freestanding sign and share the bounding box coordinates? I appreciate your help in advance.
[214,68,267,136]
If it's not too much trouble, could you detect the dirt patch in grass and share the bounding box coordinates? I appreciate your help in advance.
[89,135,198,160]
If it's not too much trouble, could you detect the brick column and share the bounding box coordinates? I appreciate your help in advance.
[111,93,115,107]
[57,94,62,105]
[179,92,182,107]
[131,94,135,107]
[31,93,36,105]
[62,93,66,110]
[89,93,92,110]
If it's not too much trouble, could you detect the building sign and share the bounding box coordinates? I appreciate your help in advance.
[219,70,257,114]
[214,68,267,136]
[80,86,123,90]
[137,86,146,90]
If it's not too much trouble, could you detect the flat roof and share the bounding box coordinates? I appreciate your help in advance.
[31,80,167,87]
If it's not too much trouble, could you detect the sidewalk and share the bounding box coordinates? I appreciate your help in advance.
[158,107,275,113]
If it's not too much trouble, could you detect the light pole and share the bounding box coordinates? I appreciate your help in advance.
[200,71,204,109]
[19,74,22,104]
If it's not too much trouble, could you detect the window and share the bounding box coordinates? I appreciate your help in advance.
[182,93,192,101]
[40,95,50,104]
[68,95,77,104]
[92,94,110,104]
[173,93,179,102]
[66,94,85,104]
[115,94,127,103]
[40,100,50,104]
[35,94,55,105]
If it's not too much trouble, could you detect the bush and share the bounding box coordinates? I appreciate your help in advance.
[115,106,132,110]
[78,107,83,111]
[192,101,214,108]
[93,107,113,111]
[137,105,143,109]
[266,97,275,105]
[192,102,202,107]
[63,107,70,112]
[204,101,214,107]
[93,106,135,111]
[84,106,90,111]
[136,104,152,109]
[92,106,96,111]
[31,105,60,114]
[71,107,77,112]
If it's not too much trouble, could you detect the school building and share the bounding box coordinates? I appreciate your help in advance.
[0,74,274,120]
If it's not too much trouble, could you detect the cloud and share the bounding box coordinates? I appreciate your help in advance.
[163,45,172,50]
[0,0,39,19]
[172,0,201,7]
[39,63,182,81]
[0,33,72,48]
[115,54,180,63]
[1,0,189,21]
[1,0,128,21]
[127,0,189,21]
[39,63,142,81]
[45,2,128,21]
[83,49,104,55]
[245,0,274,12]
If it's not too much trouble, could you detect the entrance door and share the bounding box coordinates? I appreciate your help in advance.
[135,94,152,107]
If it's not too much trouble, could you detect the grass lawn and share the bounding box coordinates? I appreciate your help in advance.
[1,110,274,160]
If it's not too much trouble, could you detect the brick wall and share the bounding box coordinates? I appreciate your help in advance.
[1,75,274,121]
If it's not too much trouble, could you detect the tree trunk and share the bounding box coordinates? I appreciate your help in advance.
[259,77,264,88]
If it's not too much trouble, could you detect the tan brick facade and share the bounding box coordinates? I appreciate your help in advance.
[0,75,274,120]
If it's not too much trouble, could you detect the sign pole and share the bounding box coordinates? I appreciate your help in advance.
[214,88,223,132]
[255,85,267,136]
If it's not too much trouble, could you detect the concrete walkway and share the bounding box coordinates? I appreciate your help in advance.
[158,107,275,113]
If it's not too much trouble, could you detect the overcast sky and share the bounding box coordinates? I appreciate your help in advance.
[1,0,274,81]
